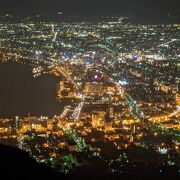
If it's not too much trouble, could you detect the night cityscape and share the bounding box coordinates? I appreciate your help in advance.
[0,0,179,179]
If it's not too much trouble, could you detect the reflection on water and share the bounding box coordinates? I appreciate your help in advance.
[0,61,64,118]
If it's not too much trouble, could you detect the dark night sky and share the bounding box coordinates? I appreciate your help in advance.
[0,0,179,19]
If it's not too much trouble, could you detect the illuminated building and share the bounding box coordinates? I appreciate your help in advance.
[84,82,105,95]
[176,93,180,105]
[104,113,113,131]
[92,111,105,128]
[57,81,74,99]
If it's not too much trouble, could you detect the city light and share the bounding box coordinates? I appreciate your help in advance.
[0,13,179,179]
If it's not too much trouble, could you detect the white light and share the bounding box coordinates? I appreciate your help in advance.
[94,75,98,79]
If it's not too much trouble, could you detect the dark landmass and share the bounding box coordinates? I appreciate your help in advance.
[0,13,179,24]
[0,144,179,180]
[0,144,69,180]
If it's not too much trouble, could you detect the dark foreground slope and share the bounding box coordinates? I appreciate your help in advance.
[0,144,68,180]
[0,144,179,180]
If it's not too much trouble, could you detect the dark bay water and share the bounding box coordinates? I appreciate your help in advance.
[0,61,63,118]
